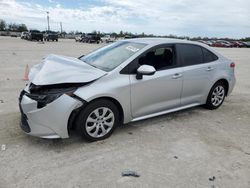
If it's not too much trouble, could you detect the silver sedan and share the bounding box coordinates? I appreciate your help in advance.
[19,38,236,141]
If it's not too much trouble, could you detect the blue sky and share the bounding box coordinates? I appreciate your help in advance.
[0,0,250,38]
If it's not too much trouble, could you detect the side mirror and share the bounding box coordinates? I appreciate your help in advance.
[136,65,156,80]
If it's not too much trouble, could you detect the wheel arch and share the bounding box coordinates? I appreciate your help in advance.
[213,78,229,96]
[88,97,124,124]
[67,96,125,133]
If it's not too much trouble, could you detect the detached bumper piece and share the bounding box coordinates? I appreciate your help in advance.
[19,90,30,133]
[20,112,30,133]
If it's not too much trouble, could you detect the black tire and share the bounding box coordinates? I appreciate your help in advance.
[205,81,226,110]
[76,99,120,142]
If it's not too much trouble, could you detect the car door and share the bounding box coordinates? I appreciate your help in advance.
[176,44,219,106]
[129,45,183,118]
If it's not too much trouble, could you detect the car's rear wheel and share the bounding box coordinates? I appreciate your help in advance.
[205,81,226,109]
[77,99,119,141]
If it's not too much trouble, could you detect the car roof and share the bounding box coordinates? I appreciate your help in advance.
[121,37,223,58]
[123,37,206,46]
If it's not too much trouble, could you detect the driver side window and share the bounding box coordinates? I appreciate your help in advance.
[138,46,176,71]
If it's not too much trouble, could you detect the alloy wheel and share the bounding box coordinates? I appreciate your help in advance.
[85,107,115,138]
[211,85,225,107]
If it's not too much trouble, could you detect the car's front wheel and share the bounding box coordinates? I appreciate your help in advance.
[77,99,119,141]
[205,81,226,109]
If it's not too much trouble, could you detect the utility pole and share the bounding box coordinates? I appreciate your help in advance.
[60,22,62,34]
[46,11,50,32]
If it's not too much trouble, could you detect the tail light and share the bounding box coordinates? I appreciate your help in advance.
[230,62,235,68]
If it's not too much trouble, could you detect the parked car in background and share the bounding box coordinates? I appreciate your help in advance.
[124,35,137,39]
[223,41,233,47]
[204,41,214,46]
[101,35,116,43]
[212,40,232,48]
[44,31,58,41]
[27,30,43,41]
[210,40,217,46]
[81,33,101,43]
[75,34,84,42]
[198,40,213,46]
[19,38,235,141]
[10,33,18,37]
[231,41,245,48]
[198,40,249,48]
[21,32,28,39]
[242,42,250,48]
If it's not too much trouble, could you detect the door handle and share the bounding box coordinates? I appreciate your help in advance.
[206,67,214,71]
[172,73,182,79]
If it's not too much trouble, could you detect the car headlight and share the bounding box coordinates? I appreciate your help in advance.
[37,93,63,108]
[26,85,78,108]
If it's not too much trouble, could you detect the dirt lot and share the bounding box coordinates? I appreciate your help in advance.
[0,37,250,188]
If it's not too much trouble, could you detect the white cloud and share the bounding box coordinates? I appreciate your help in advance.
[0,0,249,38]
[103,0,250,37]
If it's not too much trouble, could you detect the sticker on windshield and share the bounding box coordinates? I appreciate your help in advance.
[125,46,140,52]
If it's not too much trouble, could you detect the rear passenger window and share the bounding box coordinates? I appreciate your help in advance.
[178,44,203,66]
[202,47,218,63]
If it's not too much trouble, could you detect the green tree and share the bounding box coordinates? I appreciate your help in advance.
[119,30,124,37]
[241,37,250,42]
[8,23,19,31]
[0,19,6,31]
[17,24,28,32]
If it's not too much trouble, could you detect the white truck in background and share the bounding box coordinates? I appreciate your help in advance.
[101,35,116,43]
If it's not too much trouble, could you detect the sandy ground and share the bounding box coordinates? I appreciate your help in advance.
[0,36,249,188]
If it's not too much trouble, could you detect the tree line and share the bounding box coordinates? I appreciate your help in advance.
[0,19,28,32]
[0,19,249,41]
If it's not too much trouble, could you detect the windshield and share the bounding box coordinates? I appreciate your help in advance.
[80,41,146,71]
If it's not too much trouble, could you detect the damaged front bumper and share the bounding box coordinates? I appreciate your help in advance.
[19,90,83,139]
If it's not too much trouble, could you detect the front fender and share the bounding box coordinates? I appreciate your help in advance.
[74,74,132,124]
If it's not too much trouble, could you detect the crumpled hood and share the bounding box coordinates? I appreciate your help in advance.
[29,54,106,85]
